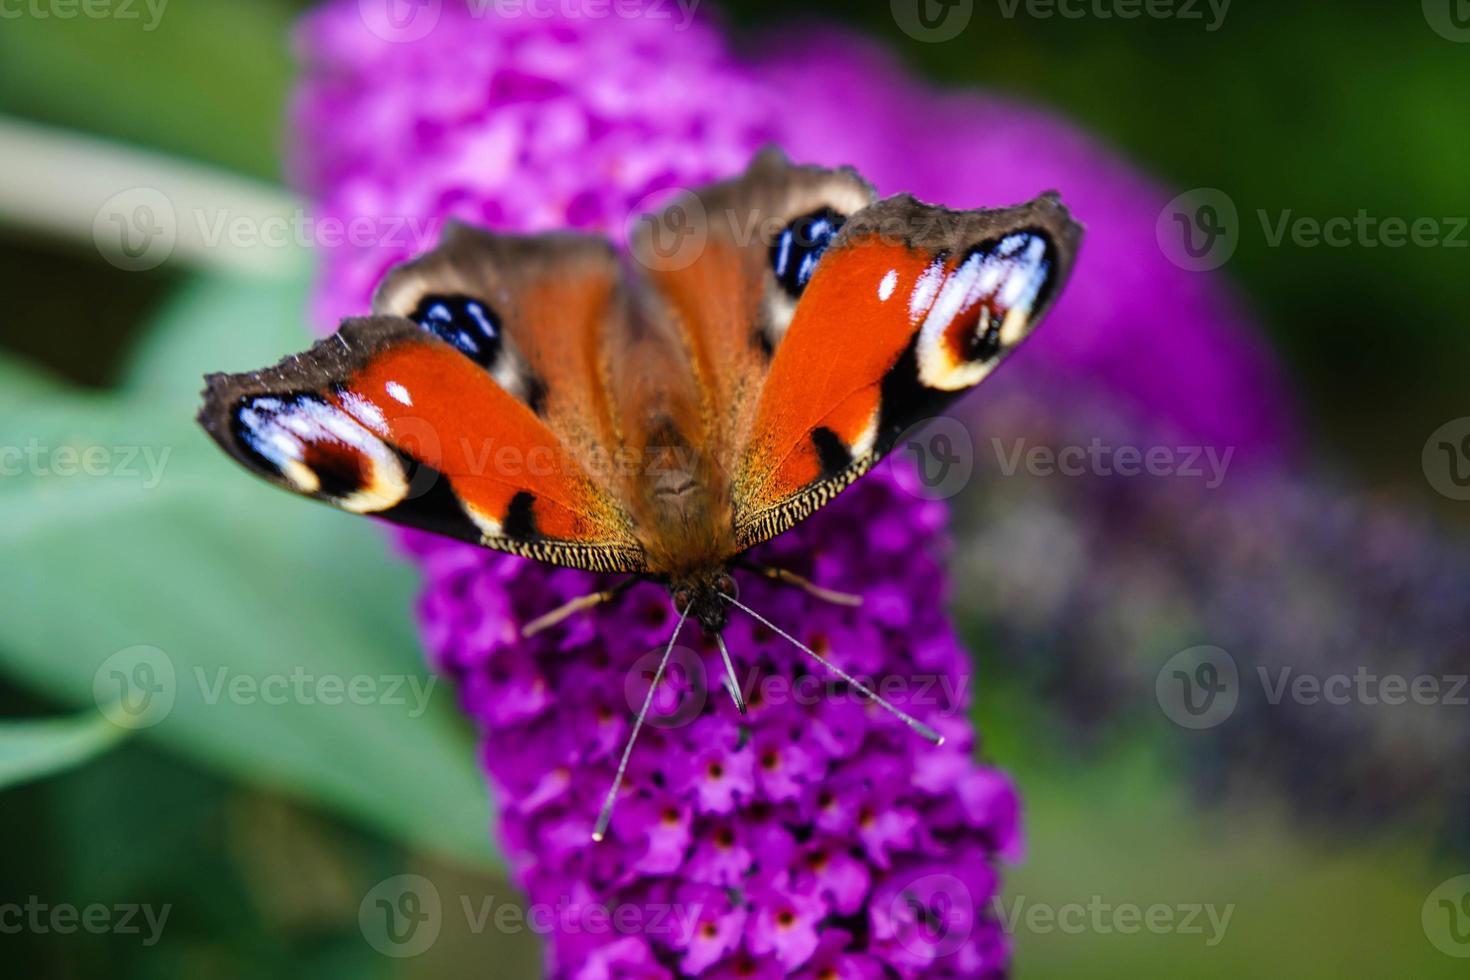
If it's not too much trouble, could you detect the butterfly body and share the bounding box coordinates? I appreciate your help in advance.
[199,149,1081,635]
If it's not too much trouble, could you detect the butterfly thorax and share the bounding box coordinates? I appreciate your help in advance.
[626,412,739,585]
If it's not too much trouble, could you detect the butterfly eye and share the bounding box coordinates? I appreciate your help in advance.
[410,293,503,368]
[673,589,693,613]
[770,207,846,298]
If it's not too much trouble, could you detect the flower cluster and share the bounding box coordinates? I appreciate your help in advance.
[408,468,1018,977]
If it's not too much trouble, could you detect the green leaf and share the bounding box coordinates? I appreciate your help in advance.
[0,0,297,180]
[0,710,129,790]
[0,274,498,869]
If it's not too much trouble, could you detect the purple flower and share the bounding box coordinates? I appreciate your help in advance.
[290,2,1298,975]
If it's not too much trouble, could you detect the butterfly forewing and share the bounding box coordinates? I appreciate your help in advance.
[729,192,1082,549]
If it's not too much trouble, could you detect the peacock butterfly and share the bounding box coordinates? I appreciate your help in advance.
[198,148,1082,836]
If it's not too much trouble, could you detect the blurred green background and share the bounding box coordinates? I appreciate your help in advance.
[1,1,1467,977]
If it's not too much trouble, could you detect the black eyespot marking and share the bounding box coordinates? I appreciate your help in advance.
[770,207,846,298]
[810,426,851,479]
[966,313,1003,363]
[942,229,1058,368]
[503,491,539,539]
[410,293,503,368]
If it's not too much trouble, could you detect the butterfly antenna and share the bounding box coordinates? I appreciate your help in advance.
[720,593,945,746]
[592,604,690,842]
[713,632,747,715]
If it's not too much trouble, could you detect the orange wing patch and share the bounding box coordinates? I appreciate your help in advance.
[340,334,628,546]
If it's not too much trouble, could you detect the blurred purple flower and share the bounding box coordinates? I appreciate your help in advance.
[290,1,1300,974]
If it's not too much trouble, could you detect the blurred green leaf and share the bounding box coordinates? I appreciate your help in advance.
[0,710,128,790]
[0,0,299,180]
[0,272,498,870]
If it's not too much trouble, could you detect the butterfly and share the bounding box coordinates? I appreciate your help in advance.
[198,148,1081,837]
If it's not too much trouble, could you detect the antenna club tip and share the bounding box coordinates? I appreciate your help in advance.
[934,734,947,747]
[590,831,605,843]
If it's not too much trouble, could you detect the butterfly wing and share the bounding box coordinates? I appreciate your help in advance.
[199,237,650,573]
[730,192,1082,549]
[372,220,710,574]
[630,148,878,470]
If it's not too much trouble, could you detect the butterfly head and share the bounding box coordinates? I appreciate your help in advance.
[670,569,736,635]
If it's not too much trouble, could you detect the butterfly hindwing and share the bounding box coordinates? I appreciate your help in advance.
[731,192,1082,549]
[198,316,647,573]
